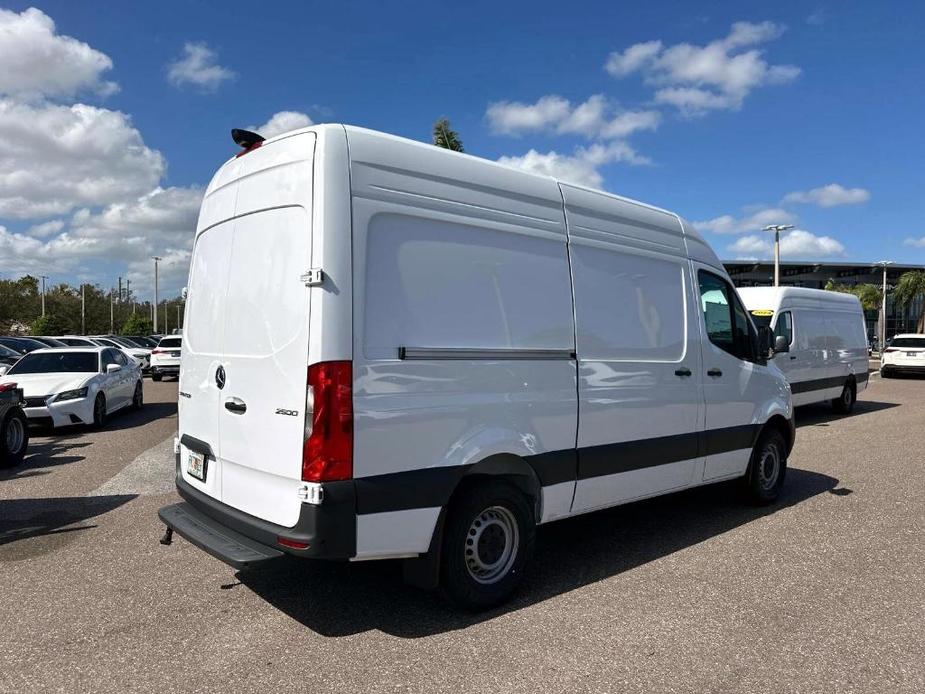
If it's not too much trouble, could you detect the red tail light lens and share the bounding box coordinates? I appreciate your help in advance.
[884,348,898,353]
[277,537,310,550]
[151,349,163,354]
[302,361,353,482]
[0,382,17,392]
[235,141,263,158]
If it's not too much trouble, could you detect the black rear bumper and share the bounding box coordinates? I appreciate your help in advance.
[160,468,357,569]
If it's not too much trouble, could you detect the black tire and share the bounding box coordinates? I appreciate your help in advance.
[440,480,535,611]
[880,367,891,379]
[151,373,163,382]
[831,379,856,414]
[92,393,107,428]
[743,428,787,505]
[0,408,29,468]
[131,381,143,410]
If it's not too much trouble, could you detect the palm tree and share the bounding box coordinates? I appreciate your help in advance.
[824,280,881,311]
[432,118,464,152]
[892,270,925,332]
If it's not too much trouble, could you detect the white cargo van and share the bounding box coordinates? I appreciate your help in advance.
[738,287,869,412]
[159,125,794,609]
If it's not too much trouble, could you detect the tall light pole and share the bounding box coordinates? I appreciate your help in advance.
[39,275,48,316]
[762,224,795,287]
[110,288,114,334]
[152,256,162,333]
[875,260,894,353]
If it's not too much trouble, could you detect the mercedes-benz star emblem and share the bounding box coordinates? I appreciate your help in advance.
[215,365,226,390]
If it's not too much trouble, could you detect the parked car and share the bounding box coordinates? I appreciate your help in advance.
[29,336,68,348]
[0,347,143,428]
[0,343,21,376]
[0,336,49,355]
[738,287,869,413]
[125,335,158,349]
[89,336,151,373]
[150,336,181,381]
[58,336,98,347]
[880,334,925,377]
[0,382,28,467]
[158,124,794,610]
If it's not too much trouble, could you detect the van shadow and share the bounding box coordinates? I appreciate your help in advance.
[238,467,837,639]
[795,399,898,428]
[0,494,136,549]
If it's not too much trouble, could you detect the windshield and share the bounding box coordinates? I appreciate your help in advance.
[748,310,774,330]
[0,343,20,359]
[159,337,182,349]
[8,351,99,374]
[118,337,144,348]
[130,336,157,348]
[891,337,925,348]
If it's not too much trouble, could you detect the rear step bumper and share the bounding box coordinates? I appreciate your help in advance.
[159,502,284,569]
[159,471,357,568]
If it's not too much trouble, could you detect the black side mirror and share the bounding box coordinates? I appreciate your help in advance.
[756,326,773,362]
[773,335,790,353]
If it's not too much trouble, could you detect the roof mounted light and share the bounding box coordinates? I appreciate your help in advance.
[231,128,265,157]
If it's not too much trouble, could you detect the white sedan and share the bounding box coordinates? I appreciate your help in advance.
[0,347,143,428]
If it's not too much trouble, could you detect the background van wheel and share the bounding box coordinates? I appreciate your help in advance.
[831,380,856,414]
[92,393,107,428]
[744,428,787,505]
[441,480,535,611]
[0,409,29,468]
[151,373,162,382]
[132,381,143,410]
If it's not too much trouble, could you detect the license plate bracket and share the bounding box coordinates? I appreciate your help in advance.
[187,451,207,481]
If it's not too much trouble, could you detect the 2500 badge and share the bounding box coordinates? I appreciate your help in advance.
[275,408,299,417]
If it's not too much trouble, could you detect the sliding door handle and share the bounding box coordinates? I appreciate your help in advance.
[674,367,692,377]
[224,397,247,414]
[707,368,723,377]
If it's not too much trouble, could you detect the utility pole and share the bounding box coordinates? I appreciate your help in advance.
[152,256,162,333]
[118,276,123,303]
[110,288,114,333]
[126,278,131,305]
[81,284,86,335]
[876,260,894,353]
[762,224,795,287]
[177,302,181,330]
[39,275,48,316]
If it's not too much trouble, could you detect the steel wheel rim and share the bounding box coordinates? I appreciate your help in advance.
[758,443,780,490]
[5,417,24,453]
[464,505,519,585]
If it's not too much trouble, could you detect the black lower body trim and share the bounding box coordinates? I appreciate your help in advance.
[791,374,861,394]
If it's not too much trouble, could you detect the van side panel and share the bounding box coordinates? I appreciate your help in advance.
[347,129,577,558]
[561,184,706,514]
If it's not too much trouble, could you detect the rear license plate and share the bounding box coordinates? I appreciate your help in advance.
[187,451,206,481]
[906,352,917,357]
[171,351,180,357]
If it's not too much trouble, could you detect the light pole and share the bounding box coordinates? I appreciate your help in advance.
[152,256,162,333]
[39,275,48,316]
[875,260,894,353]
[762,224,795,287]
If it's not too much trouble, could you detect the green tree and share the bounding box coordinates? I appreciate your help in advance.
[892,270,925,332]
[30,313,67,336]
[432,117,464,152]
[120,313,154,336]
[824,280,881,311]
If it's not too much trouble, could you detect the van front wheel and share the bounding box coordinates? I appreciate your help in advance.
[744,428,787,505]
[441,480,534,611]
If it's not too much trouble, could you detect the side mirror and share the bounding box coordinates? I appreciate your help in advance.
[181,286,188,300]
[773,335,790,353]
[756,326,773,362]
[106,363,122,373]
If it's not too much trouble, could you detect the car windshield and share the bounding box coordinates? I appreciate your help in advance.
[0,343,20,359]
[118,337,144,348]
[159,338,182,349]
[1,337,44,353]
[7,351,99,374]
[891,337,925,348]
[131,336,156,348]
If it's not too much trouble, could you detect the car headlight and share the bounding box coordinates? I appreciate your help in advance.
[54,386,89,402]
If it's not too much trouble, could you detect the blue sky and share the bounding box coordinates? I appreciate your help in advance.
[1,1,924,297]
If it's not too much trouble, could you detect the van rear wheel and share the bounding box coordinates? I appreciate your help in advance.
[441,480,534,611]
[831,380,856,414]
[744,428,787,505]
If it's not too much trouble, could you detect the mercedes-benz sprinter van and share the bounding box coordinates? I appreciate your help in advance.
[738,287,869,413]
[159,125,794,609]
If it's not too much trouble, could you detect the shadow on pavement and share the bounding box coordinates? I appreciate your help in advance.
[795,399,898,428]
[0,494,136,548]
[0,439,93,481]
[239,467,838,639]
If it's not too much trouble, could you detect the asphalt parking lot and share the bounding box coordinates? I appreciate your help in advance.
[2,369,924,694]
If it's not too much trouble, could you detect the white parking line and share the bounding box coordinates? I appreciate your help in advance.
[88,436,175,497]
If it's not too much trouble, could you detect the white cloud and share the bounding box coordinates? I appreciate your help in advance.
[486,94,660,140]
[27,219,64,238]
[167,42,235,91]
[0,99,165,218]
[0,7,117,100]
[903,237,925,248]
[497,142,650,188]
[693,207,796,234]
[249,111,314,139]
[728,229,846,259]
[605,21,800,115]
[782,183,871,207]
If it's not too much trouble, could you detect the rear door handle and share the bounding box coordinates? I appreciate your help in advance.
[674,367,692,377]
[789,355,797,360]
[224,397,246,414]
[707,368,723,377]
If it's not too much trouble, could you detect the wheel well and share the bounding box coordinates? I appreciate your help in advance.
[762,414,794,457]
[450,454,543,523]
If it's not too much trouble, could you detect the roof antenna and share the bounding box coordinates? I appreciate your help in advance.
[231,128,265,156]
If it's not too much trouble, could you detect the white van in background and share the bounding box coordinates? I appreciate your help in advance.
[738,287,869,412]
[159,124,794,609]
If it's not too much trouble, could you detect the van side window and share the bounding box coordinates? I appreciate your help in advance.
[774,311,793,345]
[698,271,752,361]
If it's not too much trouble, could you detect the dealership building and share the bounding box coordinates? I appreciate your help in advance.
[723,260,925,338]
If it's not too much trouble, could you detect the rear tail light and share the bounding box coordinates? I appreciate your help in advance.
[277,537,310,550]
[0,382,17,392]
[302,361,353,482]
[884,348,898,353]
